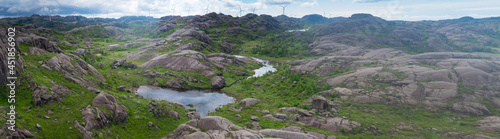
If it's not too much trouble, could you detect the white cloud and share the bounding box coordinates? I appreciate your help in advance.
[352,0,391,3]
[460,7,500,11]
[301,0,318,7]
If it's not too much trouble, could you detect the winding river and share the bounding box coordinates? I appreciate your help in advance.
[136,56,275,117]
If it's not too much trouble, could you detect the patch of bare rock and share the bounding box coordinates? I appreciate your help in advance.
[165,116,327,139]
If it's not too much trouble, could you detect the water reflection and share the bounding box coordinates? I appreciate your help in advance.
[136,86,235,117]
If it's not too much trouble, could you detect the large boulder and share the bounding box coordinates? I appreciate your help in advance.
[0,124,36,139]
[259,129,317,139]
[491,98,500,108]
[167,116,317,139]
[210,76,225,89]
[454,67,498,89]
[17,35,63,53]
[32,84,74,106]
[91,92,129,124]
[298,116,361,133]
[240,98,259,107]
[76,92,129,137]
[87,64,106,82]
[451,102,491,116]
[476,116,500,132]
[186,111,201,120]
[167,116,260,139]
[185,116,241,131]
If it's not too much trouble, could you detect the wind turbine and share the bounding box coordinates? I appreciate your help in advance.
[16,4,20,17]
[185,7,191,16]
[280,5,288,16]
[252,8,256,14]
[48,8,53,21]
[238,5,243,17]
[172,7,176,16]
[205,4,210,14]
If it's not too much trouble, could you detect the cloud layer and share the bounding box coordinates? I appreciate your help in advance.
[1,0,500,21]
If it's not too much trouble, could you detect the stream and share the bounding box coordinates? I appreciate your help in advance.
[136,56,275,117]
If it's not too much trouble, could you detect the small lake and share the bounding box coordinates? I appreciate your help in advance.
[136,86,234,117]
[287,29,308,32]
[136,56,276,117]
[234,55,277,78]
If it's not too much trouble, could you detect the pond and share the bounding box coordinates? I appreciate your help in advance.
[136,86,234,117]
[136,56,276,117]
[287,29,308,32]
[234,55,277,78]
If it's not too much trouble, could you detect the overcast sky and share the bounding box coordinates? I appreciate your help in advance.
[1,0,500,21]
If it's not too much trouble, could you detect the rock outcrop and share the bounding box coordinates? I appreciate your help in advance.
[0,124,36,139]
[17,34,63,53]
[45,53,106,87]
[451,102,491,116]
[476,116,500,132]
[32,84,74,106]
[0,27,24,86]
[76,92,129,138]
[289,47,500,116]
[166,116,318,139]
[259,129,317,139]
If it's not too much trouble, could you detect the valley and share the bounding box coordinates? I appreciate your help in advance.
[1,12,500,139]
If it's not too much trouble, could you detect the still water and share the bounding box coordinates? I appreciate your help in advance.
[136,86,234,117]
[137,56,276,117]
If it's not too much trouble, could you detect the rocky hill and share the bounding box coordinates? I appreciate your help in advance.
[311,14,500,55]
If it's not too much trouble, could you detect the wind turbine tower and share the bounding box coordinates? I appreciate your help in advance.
[16,5,20,17]
[48,8,53,21]
[238,5,243,17]
[280,5,288,16]
[186,8,191,16]
[206,4,210,14]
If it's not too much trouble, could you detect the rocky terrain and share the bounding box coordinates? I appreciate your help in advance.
[1,12,500,139]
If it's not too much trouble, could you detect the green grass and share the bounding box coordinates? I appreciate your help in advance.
[0,44,193,138]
